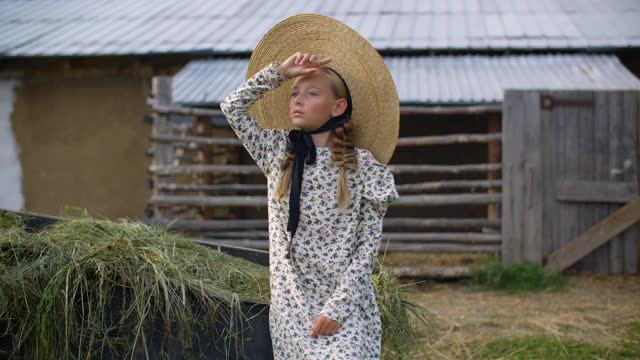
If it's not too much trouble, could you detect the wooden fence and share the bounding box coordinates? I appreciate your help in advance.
[145,76,503,254]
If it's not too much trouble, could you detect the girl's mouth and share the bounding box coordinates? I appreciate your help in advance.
[293,111,304,116]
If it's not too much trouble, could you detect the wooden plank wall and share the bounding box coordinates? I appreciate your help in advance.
[502,90,543,265]
[503,89,639,273]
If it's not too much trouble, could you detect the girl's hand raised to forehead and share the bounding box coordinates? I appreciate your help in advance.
[277,52,332,79]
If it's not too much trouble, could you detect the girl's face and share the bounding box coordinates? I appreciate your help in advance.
[289,71,347,130]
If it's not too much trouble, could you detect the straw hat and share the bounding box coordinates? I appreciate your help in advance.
[246,13,400,165]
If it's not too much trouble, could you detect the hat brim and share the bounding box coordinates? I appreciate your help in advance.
[246,13,399,164]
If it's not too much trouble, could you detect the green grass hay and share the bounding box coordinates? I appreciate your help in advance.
[0,211,432,359]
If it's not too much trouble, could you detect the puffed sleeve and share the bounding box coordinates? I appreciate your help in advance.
[220,61,290,177]
[318,151,400,324]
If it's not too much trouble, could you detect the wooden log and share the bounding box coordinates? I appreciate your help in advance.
[149,195,267,207]
[389,163,502,174]
[487,114,502,220]
[147,218,269,230]
[150,163,501,176]
[149,193,500,208]
[395,193,502,206]
[397,133,501,146]
[203,231,501,243]
[159,181,501,194]
[150,134,242,146]
[148,164,262,175]
[147,217,500,231]
[396,180,502,192]
[384,217,501,229]
[393,266,471,279]
[400,105,501,115]
[192,239,501,253]
[151,102,223,117]
[156,183,267,193]
[149,76,174,220]
[194,115,215,218]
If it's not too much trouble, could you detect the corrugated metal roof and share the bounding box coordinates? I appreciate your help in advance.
[1,0,640,57]
[172,54,640,106]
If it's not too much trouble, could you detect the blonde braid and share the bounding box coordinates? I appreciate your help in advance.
[275,145,295,200]
[331,119,357,208]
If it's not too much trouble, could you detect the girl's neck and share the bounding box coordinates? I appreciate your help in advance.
[311,132,334,148]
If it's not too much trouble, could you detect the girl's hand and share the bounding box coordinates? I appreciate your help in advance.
[310,315,341,338]
[277,52,332,79]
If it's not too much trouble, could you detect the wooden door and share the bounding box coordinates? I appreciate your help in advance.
[502,89,638,273]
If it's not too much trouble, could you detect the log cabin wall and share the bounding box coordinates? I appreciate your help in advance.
[146,79,503,254]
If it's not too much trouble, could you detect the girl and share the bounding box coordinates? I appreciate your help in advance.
[220,52,399,359]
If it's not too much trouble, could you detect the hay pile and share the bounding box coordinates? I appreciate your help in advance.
[0,211,432,359]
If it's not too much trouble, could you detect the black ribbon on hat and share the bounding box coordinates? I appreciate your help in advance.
[285,67,352,258]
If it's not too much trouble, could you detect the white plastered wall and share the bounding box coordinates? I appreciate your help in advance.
[0,79,24,210]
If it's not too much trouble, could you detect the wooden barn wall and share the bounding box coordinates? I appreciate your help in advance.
[614,50,640,271]
[503,89,638,273]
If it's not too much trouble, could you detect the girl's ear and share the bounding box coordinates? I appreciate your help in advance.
[332,98,348,117]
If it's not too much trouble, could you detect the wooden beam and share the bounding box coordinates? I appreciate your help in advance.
[149,195,267,207]
[146,217,501,231]
[156,183,266,193]
[202,231,501,243]
[397,133,501,146]
[159,180,502,194]
[384,217,501,229]
[487,114,502,220]
[150,134,241,146]
[400,105,502,115]
[148,164,262,175]
[194,115,215,218]
[151,102,223,117]
[147,218,268,230]
[149,76,174,220]
[150,163,501,176]
[556,180,637,203]
[389,163,502,174]
[192,239,501,253]
[149,193,501,208]
[395,193,501,206]
[153,133,501,147]
[545,197,640,273]
[396,179,502,192]
[393,266,471,279]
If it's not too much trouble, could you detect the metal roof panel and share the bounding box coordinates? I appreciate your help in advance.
[172,54,640,106]
[2,0,640,57]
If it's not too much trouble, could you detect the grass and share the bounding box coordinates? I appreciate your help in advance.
[470,321,640,359]
[1,213,270,359]
[373,265,437,360]
[469,254,566,293]
[0,210,433,359]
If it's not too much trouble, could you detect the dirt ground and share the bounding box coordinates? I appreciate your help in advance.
[406,274,640,359]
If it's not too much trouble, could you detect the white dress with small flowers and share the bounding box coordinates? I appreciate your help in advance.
[220,61,400,359]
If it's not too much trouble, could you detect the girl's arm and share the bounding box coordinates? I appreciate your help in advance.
[318,154,400,324]
[220,61,289,176]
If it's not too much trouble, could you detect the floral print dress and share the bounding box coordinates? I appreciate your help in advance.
[220,61,400,359]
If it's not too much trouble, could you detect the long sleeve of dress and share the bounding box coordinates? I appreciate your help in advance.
[318,152,400,324]
[219,61,290,176]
